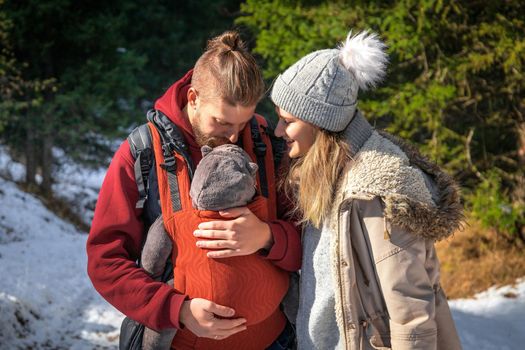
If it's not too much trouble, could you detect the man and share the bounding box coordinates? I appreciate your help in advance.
[86,30,301,348]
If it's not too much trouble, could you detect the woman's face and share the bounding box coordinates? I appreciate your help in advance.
[274,107,317,158]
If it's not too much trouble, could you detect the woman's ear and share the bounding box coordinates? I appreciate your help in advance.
[313,125,320,138]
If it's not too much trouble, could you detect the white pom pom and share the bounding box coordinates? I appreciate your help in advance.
[338,30,388,91]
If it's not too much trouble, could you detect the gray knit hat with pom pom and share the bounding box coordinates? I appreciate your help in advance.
[271,31,388,132]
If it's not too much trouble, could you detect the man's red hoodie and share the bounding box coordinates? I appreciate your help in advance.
[86,70,301,331]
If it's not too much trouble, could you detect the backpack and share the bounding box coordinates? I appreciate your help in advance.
[118,109,285,350]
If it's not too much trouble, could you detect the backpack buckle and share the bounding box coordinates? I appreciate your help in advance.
[160,155,177,172]
[253,140,266,157]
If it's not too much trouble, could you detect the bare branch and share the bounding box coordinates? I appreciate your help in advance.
[465,128,486,180]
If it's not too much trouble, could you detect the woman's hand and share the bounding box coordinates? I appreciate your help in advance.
[193,207,274,258]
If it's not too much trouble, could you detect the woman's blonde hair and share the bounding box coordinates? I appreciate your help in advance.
[282,130,352,228]
[192,31,265,106]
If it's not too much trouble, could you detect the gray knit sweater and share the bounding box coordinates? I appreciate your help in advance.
[295,111,373,349]
[296,223,343,350]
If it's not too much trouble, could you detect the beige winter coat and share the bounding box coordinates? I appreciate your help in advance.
[325,129,463,350]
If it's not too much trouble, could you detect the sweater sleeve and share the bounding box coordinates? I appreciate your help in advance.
[86,140,186,330]
[265,220,301,272]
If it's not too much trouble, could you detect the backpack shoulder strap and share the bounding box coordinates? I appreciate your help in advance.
[128,124,153,209]
[249,114,286,219]
[250,114,286,170]
[147,109,193,213]
[147,109,194,178]
[127,109,193,211]
[264,121,287,173]
[249,116,269,198]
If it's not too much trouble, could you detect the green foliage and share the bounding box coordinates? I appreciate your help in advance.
[1,0,147,171]
[238,0,525,239]
[0,0,25,132]
[123,0,243,100]
[468,171,525,240]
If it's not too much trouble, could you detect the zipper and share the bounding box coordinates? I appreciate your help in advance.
[336,199,351,349]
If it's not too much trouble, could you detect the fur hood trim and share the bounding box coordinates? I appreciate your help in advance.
[339,130,463,241]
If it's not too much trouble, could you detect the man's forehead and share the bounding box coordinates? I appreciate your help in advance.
[213,100,256,122]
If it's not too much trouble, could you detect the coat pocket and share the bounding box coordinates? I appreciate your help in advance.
[364,317,391,350]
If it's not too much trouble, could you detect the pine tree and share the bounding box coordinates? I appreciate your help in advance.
[1,0,146,193]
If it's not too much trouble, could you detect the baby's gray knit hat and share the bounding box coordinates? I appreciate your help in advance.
[190,144,258,211]
[271,31,388,132]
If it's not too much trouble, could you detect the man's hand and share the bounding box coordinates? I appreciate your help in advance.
[179,298,247,340]
[193,207,273,258]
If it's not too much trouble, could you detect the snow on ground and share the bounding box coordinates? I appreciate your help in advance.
[0,145,27,183]
[0,144,109,227]
[0,145,122,349]
[449,280,525,349]
[1,145,525,349]
[0,176,124,349]
[50,147,108,226]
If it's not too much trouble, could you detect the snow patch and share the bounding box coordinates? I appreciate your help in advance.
[450,279,525,349]
[0,176,124,348]
[0,145,26,182]
[0,293,42,348]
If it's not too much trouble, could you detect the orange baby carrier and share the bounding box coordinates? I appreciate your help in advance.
[148,111,289,349]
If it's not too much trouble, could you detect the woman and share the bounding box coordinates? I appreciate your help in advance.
[271,30,463,349]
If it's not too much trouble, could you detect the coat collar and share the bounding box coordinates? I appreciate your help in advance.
[337,117,463,241]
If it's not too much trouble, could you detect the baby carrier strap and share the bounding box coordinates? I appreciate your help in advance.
[147,109,194,212]
[129,111,278,217]
[128,109,194,213]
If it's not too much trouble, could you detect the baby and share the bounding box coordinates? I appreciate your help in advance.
[140,144,259,349]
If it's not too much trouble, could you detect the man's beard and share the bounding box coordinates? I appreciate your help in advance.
[192,115,231,148]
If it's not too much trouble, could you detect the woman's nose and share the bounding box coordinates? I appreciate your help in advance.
[274,120,285,137]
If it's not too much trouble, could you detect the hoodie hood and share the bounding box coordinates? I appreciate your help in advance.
[154,69,202,160]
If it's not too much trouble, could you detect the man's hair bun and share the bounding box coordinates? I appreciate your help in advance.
[207,30,246,52]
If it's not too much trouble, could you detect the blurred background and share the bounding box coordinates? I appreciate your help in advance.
[1,0,524,348]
